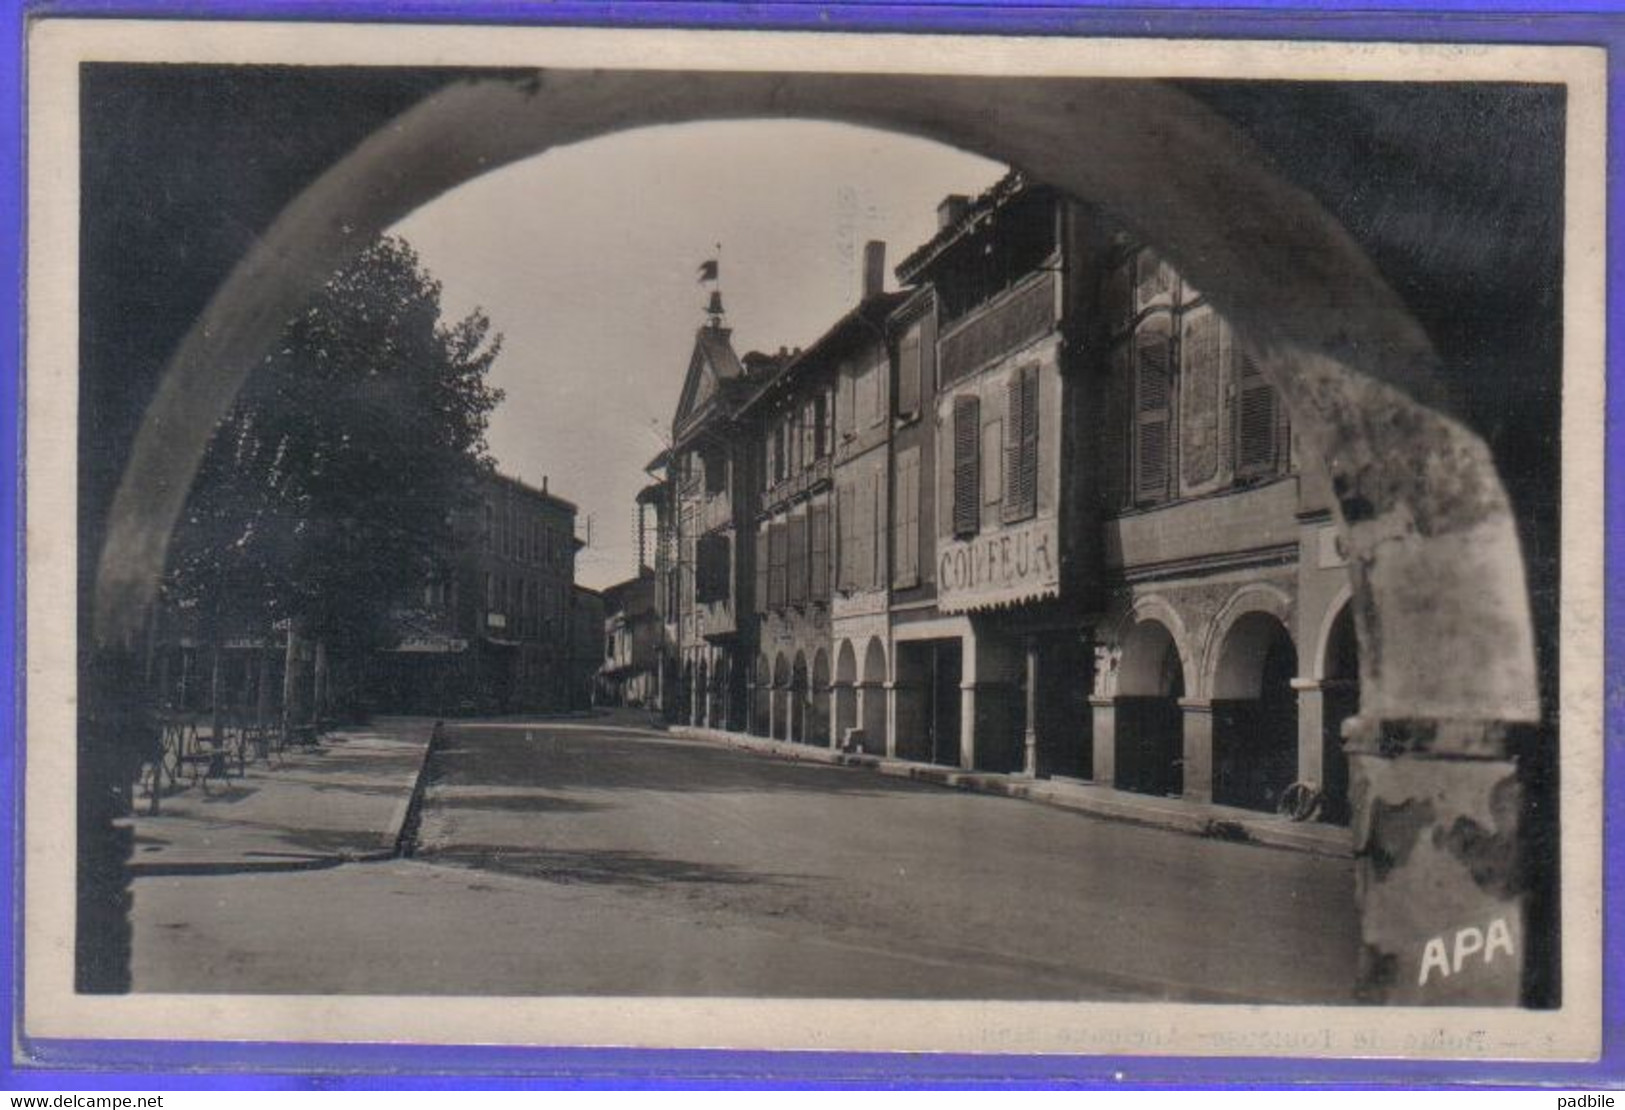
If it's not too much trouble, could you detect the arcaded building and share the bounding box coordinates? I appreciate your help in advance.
[649,170,1360,824]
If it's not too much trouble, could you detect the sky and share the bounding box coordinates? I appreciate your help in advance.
[390,120,1001,591]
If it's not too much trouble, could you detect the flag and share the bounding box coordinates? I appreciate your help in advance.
[697,259,719,283]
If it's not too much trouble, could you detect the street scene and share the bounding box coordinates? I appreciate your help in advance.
[64,59,1571,1026]
[132,713,1354,1001]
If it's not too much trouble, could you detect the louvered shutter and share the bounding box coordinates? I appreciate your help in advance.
[1180,311,1222,488]
[1003,365,1039,522]
[898,330,922,416]
[754,525,769,614]
[1134,324,1173,504]
[787,515,808,605]
[1101,343,1129,511]
[1235,348,1280,479]
[893,448,920,588]
[768,522,787,610]
[952,394,981,538]
[809,505,830,599]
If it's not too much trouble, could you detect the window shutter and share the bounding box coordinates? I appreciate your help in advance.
[787,515,808,605]
[768,522,787,610]
[952,394,981,538]
[754,526,769,614]
[809,504,830,599]
[1235,348,1280,479]
[1003,365,1039,522]
[801,403,816,469]
[893,448,920,588]
[1180,311,1222,488]
[1134,324,1173,503]
[1100,343,1129,511]
[897,330,922,416]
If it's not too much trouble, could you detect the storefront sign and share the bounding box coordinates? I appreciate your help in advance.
[938,516,1059,613]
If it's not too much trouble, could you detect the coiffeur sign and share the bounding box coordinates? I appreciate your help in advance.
[938,516,1059,613]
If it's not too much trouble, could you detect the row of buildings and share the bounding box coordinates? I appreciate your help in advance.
[151,469,604,724]
[638,171,1360,821]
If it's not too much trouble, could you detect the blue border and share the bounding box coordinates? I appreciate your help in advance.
[3,0,1620,1091]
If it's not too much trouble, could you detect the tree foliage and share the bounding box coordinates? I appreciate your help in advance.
[168,235,504,649]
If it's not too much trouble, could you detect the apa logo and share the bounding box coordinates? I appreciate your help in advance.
[1418,917,1516,986]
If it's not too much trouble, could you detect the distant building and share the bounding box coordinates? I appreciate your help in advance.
[597,567,660,707]
[568,584,606,711]
[371,469,585,716]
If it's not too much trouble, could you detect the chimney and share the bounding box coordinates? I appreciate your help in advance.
[862,240,886,299]
[542,475,549,494]
[937,194,970,231]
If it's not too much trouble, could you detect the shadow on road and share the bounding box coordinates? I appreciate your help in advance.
[432,724,944,799]
[420,844,798,889]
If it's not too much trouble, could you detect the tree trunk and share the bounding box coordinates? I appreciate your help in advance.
[313,640,330,733]
[281,621,301,743]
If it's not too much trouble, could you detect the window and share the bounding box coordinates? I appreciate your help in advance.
[754,526,770,614]
[813,392,830,460]
[801,402,817,469]
[482,502,494,551]
[982,419,1003,506]
[836,477,873,592]
[768,522,788,610]
[1133,320,1173,504]
[1180,310,1222,489]
[952,394,981,538]
[703,445,727,495]
[809,503,830,598]
[786,515,808,606]
[696,533,731,603]
[1003,364,1039,522]
[897,328,922,417]
[870,352,887,427]
[1235,346,1288,480]
[838,368,856,441]
[893,447,921,588]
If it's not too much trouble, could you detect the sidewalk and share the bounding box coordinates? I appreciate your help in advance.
[124,717,440,876]
[671,725,1352,858]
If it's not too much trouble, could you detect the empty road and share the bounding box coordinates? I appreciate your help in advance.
[134,715,1357,1001]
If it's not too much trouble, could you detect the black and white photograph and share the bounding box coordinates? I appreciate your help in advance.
[22,21,1606,1059]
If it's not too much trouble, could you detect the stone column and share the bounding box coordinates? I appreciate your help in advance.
[1178,698,1214,804]
[1090,698,1116,787]
[1347,718,1527,1004]
[1292,677,1326,787]
[958,682,978,771]
[1022,636,1040,777]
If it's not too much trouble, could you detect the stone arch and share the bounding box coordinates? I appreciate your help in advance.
[790,651,809,744]
[1312,582,1357,683]
[833,639,859,748]
[1116,614,1189,699]
[84,69,1547,1004]
[859,636,888,755]
[1202,584,1294,701]
[1208,610,1299,812]
[770,652,790,741]
[810,648,831,749]
[1112,617,1185,798]
[750,652,772,737]
[93,70,1538,739]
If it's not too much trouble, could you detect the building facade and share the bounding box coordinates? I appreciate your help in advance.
[372,469,587,716]
[648,171,1360,824]
[596,567,661,707]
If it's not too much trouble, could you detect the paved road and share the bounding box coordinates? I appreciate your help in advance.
[134,716,1357,1001]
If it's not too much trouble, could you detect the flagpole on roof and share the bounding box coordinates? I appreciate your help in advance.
[700,241,725,327]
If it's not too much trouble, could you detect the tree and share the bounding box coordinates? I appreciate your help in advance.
[166,235,504,721]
